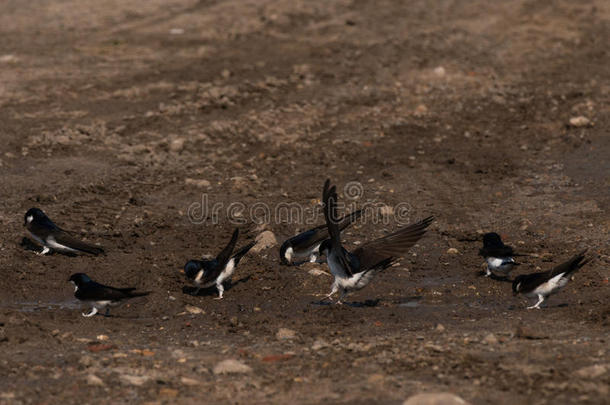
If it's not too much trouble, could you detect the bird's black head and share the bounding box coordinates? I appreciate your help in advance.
[512,275,525,295]
[482,232,504,248]
[319,239,332,257]
[183,260,202,279]
[24,207,48,226]
[68,273,92,285]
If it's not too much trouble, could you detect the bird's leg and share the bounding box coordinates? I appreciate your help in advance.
[527,295,545,310]
[104,307,110,317]
[82,307,98,317]
[336,289,347,305]
[36,246,51,256]
[309,254,318,263]
[214,283,224,300]
[192,287,201,296]
[485,265,491,277]
[322,282,338,302]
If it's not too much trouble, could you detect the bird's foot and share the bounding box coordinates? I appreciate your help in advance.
[36,247,51,256]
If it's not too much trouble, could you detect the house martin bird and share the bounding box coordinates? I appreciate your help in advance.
[24,208,104,255]
[512,250,590,309]
[319,179,434,304]
[183,228,255,299]
[68,273,149,317]
[479,232,520,278]
[279,209,363,265]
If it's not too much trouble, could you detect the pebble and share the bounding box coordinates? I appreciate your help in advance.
[252,230,277,253]
[276,328,297,340]
[403,393,471,405]
[185,178,211,188]
[169,28,184,35]
[180,377,201,386]
[169,138,185,152]
[482,333,498,345]
[447,248,459,255]
[379,205,394,217]
[96,334,109,341]
[569,116,591,127]
[311,340,329,351]
[435,324,446,332]
[307,268,330,277]
[213,359,252,375]
[574,364,607,379]
[433,66,446,77]
[120,374,150,386]
[86,374,104,386]
[185,305,205,315]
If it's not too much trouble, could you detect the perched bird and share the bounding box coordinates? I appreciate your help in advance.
[279,209,362,265]
[24,208,104,255]
[319,179,434,303]
[68,273,149,317]
[512,250,590,309]
[479,232,520,278]
[183,228,254,299]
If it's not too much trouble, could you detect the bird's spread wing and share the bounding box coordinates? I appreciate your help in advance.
[352,216,434,270]
[53,230,104,255]
[291,208,363,247]
[323,180,355,276]
[215,228,239,268]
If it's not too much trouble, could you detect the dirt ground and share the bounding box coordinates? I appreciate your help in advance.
[0,0,608,404]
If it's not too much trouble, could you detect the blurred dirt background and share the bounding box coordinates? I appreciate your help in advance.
[0,0,608,404]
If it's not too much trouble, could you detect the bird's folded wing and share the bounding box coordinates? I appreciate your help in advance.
[54,231,104,255]
[215,228,239,268]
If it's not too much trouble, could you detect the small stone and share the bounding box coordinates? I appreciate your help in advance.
[379,205,394,217]
[482,333,498,345]
[252,230,277,253]
[276,328,297,340]
[221,69,231,79]
[51,329,60,337]
[307,268,330,277]
[185,305,204,315]
[447,248,459,255]
[433,66,446,77]
[435,324,445,332]
[574,364,607,379]
[86,374,104,386]
[79,355,94,367]
[159,388,178,398]
[414,104,428,116]
[367,373,385,384]
[213,359,252,375]
[569,116,591,127]
[185,178,211,188]
[169,28,184,35]
[120,374,150,386]
[312,340,329,351]
[403,393,471,405]
[169,138,185,152]
[180,376,201,386]
[96,334,109,341]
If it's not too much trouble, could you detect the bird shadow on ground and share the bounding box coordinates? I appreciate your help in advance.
[182,276,252,297]
[310,299,380,307]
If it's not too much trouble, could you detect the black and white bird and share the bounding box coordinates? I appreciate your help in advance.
[279,209,362,265]
[319,179,434,303]
[512,250,590,309]
[183,228,255,299]
[24,208,104,255]
[68,273,149,317]
[479,232,520,278]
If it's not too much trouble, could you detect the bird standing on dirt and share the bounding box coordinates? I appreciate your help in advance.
[183,228,255,299]
[319,179,434,304]
[24,207,104,255]
[479,232,520,278]
[69,273,149,317]
[512,250,590,309]
[280,209,362,265]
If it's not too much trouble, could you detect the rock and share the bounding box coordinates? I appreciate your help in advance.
[185,178,211,188]
[307,268,330,277]
[180,377,201,386]
[79,355,94,367]
[569,116,591,127]
[433,66,446,77]
[435,324,445,332]
[414,104,428,116]
[446,248,459,255]
[169,138,185,152]
[379,205,394,217]
[185,305,205,315]
[51,329,60,337]
[120,374,150,386]
[482,333,498,345]
[159,388,178,398]
[169,28,184,35]
[213,359,252,375]
[312,340,329,351]
[574,364,607,379]
[86,374,104,386]
[252,230,277,253]
[276,328,297,340]
[96,334,109,341]
[515,323,548,340]
[403,393,471,405]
